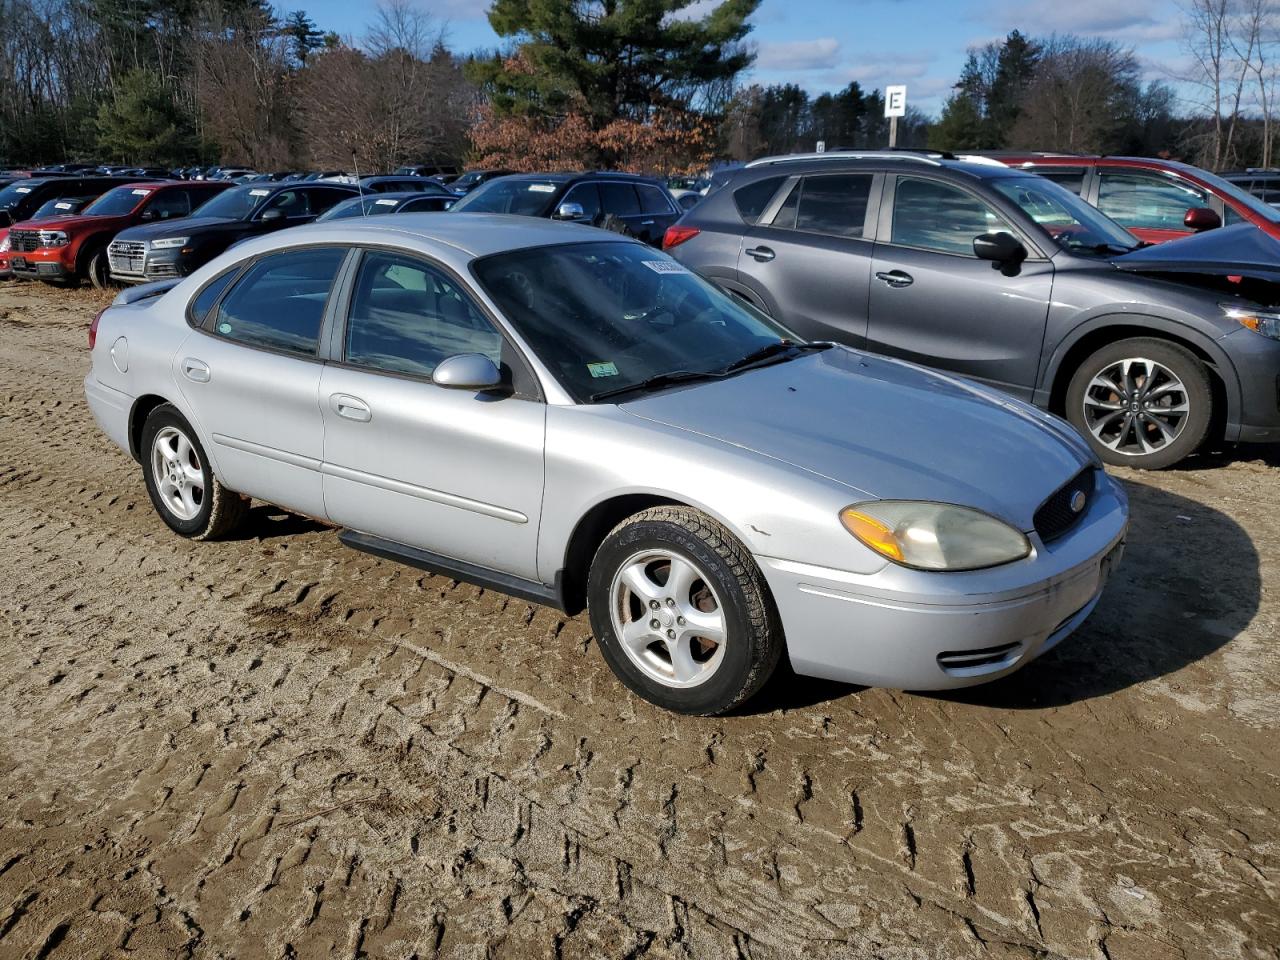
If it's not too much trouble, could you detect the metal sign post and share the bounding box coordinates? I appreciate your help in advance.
[885,85,907,148]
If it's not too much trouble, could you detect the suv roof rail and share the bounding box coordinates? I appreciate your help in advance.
[744,150,950,168]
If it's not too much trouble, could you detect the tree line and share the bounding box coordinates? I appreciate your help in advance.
[6,0,1280,175]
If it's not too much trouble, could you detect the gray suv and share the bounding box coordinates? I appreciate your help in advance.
[666,152,1280,469]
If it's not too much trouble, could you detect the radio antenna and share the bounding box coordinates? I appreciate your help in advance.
[352,152,365,216]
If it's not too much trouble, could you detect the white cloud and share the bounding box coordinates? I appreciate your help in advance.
[981,0,1182,43]
[756,38,843,71]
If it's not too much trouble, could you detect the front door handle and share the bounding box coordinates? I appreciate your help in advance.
[875,270,914,288]
[330,393,371,422]
[746,246,776,262]
[181,357,210,382]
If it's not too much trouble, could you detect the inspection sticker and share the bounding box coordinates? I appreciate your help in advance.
[587,361,619,378]
[642,260,689,275]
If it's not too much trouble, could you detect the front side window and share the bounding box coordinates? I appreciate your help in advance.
[345,251,502,377]
[1096,172,1209,231]
[473,241,795,403]
[1035,167,1087,195]
[261,189,310,218]
[561,184,601,221]
[891,177,1014,255]
[145,190,191,219]
[212,247,346,355]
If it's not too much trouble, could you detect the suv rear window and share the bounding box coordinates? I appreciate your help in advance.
[733,177,786,224]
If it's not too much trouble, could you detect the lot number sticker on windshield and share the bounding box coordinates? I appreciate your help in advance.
[642,260,689,275]
[588,361,619,378]
[250,189,270,196]
[131,189,151,196]
[528,184,556,193]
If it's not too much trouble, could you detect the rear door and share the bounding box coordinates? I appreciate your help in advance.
[734,172,878,345]
[633,183,681,246]
[175,246,349,518]
[866,174,1052,397]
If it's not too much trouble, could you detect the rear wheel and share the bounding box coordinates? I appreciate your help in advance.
[141,404,248,539]
[586,506,783,715]
[1065,337,1212,469]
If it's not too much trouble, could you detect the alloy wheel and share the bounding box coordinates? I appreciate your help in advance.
[151,425,205,520]
[1081,357,1190,457]
[609,549,727,688]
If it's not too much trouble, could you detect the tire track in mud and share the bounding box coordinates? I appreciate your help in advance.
[1,292,1278,958]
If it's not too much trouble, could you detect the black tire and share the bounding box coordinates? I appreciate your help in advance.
[586,506,783,715]
[85,246,110,289]
[141,404,248,540]
[1065,337,1213,470]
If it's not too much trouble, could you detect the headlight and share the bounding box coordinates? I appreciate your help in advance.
[37,230,68,247]
[149,236,189,249]
[0,235,8,252]
[839,501,1031,571]
[1222,302,1280,339]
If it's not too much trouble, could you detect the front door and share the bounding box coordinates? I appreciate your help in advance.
[174,246,348,518]
[866,175,1053,398]
[319,249,546,580]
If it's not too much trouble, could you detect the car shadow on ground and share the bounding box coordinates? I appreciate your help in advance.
[749,477,1260,714]
[234,505,328,541]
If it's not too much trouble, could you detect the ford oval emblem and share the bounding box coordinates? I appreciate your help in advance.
[1070,490,1087,514]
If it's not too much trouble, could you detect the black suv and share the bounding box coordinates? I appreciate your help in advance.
[107,181,358,283]
[449,172,682,247]
[0,175,150,228]
[667,152,1280,469]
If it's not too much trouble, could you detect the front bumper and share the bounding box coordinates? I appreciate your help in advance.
[84,374,134,455]
[1221,326,1280,442]
[108,245,185,284]
[9,251,72,280]
[759,475,1129,690]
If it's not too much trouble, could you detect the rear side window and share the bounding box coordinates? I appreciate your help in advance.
[189,268,238,327]
[599,182,641,216]
[212,247,346,355]
[793,175,872,238]
[636,184,674,214]
[733,176,785,224]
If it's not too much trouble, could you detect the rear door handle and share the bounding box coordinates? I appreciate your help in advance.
[746,246,775,262]
[329,393,371,422]
[181,357,210,382]
[875,270,914,288]
[642,219,655,225]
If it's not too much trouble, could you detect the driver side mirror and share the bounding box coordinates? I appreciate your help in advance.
[1184,206,1221,232]
[553,202,586,221]
[260,207,286,223]
[432,353,503,392]
[973,231,1026,264]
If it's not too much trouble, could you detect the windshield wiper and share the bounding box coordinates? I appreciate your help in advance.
[590,369,725,403]
[720,339,830,374]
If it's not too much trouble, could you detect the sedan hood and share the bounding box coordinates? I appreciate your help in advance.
[115,215,238,243]
[623,348,1092,530]
[1112,222,1280,281]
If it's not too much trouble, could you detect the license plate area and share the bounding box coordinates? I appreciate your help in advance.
[11,256,27,269]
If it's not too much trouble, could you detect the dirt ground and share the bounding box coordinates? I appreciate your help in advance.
[0,280,1276,960]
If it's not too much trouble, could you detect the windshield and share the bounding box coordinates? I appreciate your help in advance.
[317,196,403,221]
[993,177,1139,254]
[83,186,151,216]
[453,172,482,187]
[0,180,40,210]
[191,185,268,220]
[452,179,559,216]
[32,198,85,218]
[473,241,798,402]
[1180,164,1280,223]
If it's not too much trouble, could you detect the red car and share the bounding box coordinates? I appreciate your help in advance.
[989,153,1280,245]
[6,180,231,286]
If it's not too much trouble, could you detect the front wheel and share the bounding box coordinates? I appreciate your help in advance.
[586,506,783,715]
[1065,338,1213,470]
[141,404,249,539]
[86,247,111,289]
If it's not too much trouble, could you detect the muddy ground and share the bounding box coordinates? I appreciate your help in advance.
[0,280,1276,960]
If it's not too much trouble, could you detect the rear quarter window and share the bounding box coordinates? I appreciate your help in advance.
[733,177,786,224]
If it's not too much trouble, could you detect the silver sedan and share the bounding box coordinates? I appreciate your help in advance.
[84,214,1129,714]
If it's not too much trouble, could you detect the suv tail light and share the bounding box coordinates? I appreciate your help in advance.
[662,225,700,250]
[89,307,105,350]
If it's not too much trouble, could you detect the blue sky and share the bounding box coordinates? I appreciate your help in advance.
[299,0,1189,118]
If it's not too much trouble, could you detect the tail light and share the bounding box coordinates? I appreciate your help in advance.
[662,225,700,250]
[89,307,105,350]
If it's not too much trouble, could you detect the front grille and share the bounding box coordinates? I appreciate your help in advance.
[108,240,146,275]
[1034,467,1096,543]
[9,230,39,253]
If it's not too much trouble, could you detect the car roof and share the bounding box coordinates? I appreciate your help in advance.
[500,171,666,185]
[243,212,626,263]
[736,154,1030,181]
